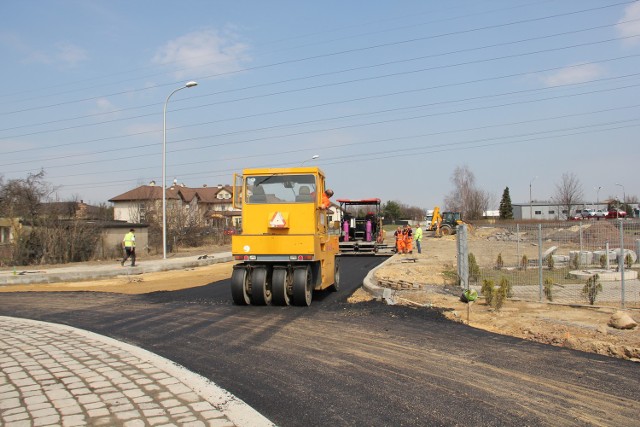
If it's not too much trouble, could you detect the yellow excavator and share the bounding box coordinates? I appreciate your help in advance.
[426,207,470,236]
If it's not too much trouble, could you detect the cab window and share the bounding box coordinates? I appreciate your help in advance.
[246,174,317,204]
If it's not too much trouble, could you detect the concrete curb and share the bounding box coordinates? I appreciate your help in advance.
[0,253,233,286]
[362,254,396,302]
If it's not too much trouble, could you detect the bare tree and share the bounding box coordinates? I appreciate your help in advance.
[0,171,102,265]
[443,165,491,220]
[0,170,53,222]
[465,188,491,220]
[553,172,584,219]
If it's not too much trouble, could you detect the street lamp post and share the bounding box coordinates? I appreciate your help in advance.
[163,81,198,259]
[300,154,319,166]
[529,176,537,220]
[615,183,625,219]
[615,183,625,204]
[595,186,602,208]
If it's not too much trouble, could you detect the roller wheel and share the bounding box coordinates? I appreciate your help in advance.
[272,268,291,306]
[330,261,340,292]
[293,266,312,306]
[251,267,271,305]
[230,267,250,305]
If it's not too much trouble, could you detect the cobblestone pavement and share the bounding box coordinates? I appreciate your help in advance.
[0,316,273,427]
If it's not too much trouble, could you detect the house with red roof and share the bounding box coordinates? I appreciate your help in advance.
[109,182,241,228]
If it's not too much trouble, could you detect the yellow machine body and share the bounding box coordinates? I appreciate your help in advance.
[230,167,340,306]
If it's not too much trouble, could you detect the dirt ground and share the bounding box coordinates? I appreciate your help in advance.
[2,230,639,362]
[0,263,232,294]
[367,225,640,362]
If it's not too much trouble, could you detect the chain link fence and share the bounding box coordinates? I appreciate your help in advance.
[458,220,640,309]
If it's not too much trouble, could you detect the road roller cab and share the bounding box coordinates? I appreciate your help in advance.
[230,167,340,306]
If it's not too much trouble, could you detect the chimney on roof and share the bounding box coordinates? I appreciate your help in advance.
[203,184,208,188]
[173,178,178,185]
[217,184,222,189]
[149,180,156,186]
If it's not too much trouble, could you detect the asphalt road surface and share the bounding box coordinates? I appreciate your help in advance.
[1,257,639,426]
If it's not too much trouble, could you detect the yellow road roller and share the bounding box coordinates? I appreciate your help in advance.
[230,167,340,306]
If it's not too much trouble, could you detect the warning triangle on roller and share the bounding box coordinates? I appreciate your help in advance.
[269,211,287,228]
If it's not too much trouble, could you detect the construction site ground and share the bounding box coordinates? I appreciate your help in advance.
[369,223,640,362]
[1,228,639,362]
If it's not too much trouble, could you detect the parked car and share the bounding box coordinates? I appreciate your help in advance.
[580,209,606,219]
[223,227,237,235]
[581,209,595,218]
[605,209,627,219]
[568,213,583,221]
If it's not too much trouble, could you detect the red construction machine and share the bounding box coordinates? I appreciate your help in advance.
[337,198,389,255]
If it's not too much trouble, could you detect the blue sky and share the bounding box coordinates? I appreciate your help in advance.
[1,0,639,210]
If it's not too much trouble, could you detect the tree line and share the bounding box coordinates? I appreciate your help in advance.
[383,165,636,222]
[0,171,113,265]
[499,172,637,220]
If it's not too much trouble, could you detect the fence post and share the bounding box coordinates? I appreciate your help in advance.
[538,223,543,302]
[619,220,625,309]
[579,221,583,254]
[457,225,469,290]
[516,223,520,267]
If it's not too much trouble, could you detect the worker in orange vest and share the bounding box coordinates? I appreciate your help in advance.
[320,189,334,209]
[404,224,413,254]
[394,226,404,254]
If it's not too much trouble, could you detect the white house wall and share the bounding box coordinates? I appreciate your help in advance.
[113,202,139,223]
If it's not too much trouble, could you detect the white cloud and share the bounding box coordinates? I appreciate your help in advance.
[616,2,640,45]
[153,28,250,79]
[540,63,605,87]
[90,98,119,119]
[0,32,88,68]
[54,42,88,67]
[25,42,88,67]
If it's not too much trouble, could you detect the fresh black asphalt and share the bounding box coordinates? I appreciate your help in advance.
[1,256,638,426]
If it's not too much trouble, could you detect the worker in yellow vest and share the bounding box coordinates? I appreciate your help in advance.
[121,228,136,267]
[414,223,423,254]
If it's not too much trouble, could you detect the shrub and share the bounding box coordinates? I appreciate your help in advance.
[625,253,633,269]
[582,274,602,305]
[599,254,607,269]
[521,254,528,270]
[569,254,579,270]
[543,278,553,302]
[481,279,495,307]
[546,254,554,270]
[493,287,506,310]
[468,253,480,284]
[500,276,513,298]
[481,278,510,310]
[495,253,504,270]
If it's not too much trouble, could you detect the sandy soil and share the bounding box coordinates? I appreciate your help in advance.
[2,230,639,361]
[370,227,640,361]
[0,262,233,295]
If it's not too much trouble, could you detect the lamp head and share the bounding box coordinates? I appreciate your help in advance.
[185,81,198,88]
